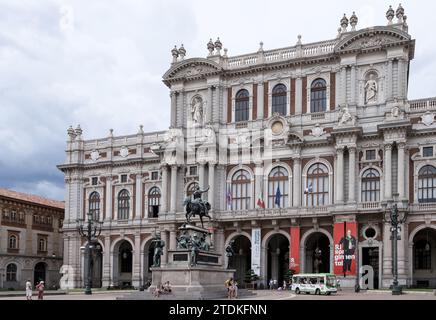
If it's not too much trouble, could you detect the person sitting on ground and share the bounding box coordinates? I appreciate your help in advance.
[163,281,172,293]
[153,284,162,298]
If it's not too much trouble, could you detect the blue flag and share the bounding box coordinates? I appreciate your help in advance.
[275,186,281,207]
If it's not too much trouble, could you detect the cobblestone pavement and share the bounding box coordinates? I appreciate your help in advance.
[1,290,435,300]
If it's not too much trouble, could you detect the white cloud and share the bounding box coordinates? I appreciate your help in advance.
[0,0,435,200]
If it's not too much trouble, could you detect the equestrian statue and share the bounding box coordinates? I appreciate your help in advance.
[183,185,212,228]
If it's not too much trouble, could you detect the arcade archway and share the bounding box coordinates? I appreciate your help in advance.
[304,232,330,273]
[267,234,289,285]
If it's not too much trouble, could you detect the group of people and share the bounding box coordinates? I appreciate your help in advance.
[224,278,238,299]
[25,279,45,300]
[269,279,290,290]
[152,281,172,298]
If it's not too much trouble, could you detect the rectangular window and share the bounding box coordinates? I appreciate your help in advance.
[151,171,159,180]
[189,166,197,176]
[423,147,433,157]
[366,150,376,160]
[121,174,127,183]
[92,177,98,185]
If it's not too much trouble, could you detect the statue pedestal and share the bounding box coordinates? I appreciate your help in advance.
[146,224,236,299]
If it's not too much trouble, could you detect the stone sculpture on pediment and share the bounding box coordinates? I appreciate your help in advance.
[338,105,356,126]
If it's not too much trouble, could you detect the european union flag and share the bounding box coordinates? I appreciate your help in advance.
[275,186,281,207]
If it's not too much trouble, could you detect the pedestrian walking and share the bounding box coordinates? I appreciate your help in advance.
[25,279,32,300]
[36,280,45,300]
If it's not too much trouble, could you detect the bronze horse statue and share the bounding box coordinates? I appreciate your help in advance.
[183,197,212,228]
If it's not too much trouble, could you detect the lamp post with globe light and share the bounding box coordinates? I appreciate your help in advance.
[381,193,408,295]
[77,212,102,295]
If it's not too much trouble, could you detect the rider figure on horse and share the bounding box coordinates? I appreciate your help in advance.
[191,185,209,215]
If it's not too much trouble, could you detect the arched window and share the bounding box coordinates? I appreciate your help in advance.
[272,84,287,115]
[268,166,290,208]
[117,189,130,220]
[310,79,327,113]
[148,187,161,218]
[89,192,100,221]
[306,163,329,206]
[414,239,431,270]
[8,235,17,249]
[418,165,436,203]
[6,264,17,282]
[187,182,199,197]
[231,169,252,210]
[361,168,380,202]
[235,89,249,122]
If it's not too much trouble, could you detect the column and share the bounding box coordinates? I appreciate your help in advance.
[387,59,393,101]
[384,144,392,200]
[382,221,392,285]
[135,174,142,219]
[132,233,141,287]
[170,91,177,127]
[207,86,213,123]
[341,66,347,105]
[208,162,216,209]
[348,147,356,203]
[170,165,178,212]
[397,143,405,199]
[295,77,302,114]
[254,162,264,207]
[161,230,168,266]
[105,177,112,221]
[169,229,177,250]
[199,162,205,189]
[336,147,344,203]
[161,165,168,213]
[350,65,356,105]
[293,158,302,207]
[257,82,264,119]
[397,59,404,99]
[102,235,111,287]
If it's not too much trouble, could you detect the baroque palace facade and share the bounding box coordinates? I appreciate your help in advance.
[58,5,436,289]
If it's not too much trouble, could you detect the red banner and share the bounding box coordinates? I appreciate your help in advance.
[289,226,300,273]
[333,221,357,276]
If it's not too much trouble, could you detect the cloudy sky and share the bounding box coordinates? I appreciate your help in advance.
[0,0,434,201]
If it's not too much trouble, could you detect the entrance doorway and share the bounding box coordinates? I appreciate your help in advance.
[412,227,436,288]
[305,232,330,273]
[229,235,251,287]
[34,262,47,286]
[361,247,379,289]
[267,234,289,285]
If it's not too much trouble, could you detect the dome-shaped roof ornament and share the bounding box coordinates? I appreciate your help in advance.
[178,44,186,60]
[214,37,222,55]
[386,5,395,25]
[258,41,264,52]
[171,45,179,63]
[340,14,349,32]
[396,3,404,23]
[350,12,358,31]
[207,38,215,56]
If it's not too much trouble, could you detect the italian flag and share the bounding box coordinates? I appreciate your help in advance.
[256,193,265,209]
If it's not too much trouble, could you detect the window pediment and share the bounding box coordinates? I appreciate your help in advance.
[163,58,222,84]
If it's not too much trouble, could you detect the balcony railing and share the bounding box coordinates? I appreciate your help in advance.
[1,214,25,226]
[358,202,381,209]
[408,97,436,112]
[226,39,337,70]
[410,202,436,211]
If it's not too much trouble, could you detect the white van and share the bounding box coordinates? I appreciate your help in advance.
[291,273,337,295]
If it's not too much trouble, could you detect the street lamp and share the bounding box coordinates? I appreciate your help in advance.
[381,193,409,295]
[77,212,103,295]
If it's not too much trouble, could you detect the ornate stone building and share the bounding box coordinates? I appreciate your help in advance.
[58,5,436,289]
[0,188,64,289]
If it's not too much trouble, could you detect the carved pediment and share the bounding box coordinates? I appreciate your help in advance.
[335,27,411,53]
[163,58,222,84]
